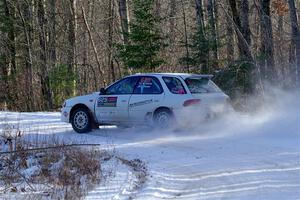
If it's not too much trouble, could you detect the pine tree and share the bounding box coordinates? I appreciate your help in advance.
[179,0,210,74]
[116,0,164,71]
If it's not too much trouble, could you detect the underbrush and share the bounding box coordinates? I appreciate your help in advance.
[0,123,102,200]
[0,114,149,199]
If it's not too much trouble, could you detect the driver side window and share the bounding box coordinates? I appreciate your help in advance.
[106,77,139,95]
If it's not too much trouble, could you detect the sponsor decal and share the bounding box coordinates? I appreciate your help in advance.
[97,97,118,107]
[129,99,153,107]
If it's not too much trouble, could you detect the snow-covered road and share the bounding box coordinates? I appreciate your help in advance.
[1,92,300,199]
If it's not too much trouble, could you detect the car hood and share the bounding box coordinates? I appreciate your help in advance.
[65,92,98,106]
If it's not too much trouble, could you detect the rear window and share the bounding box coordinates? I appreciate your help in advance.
[185,77,221,93]
[163,77,186,94]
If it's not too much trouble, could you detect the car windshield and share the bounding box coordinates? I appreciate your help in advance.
[185,77,221,93]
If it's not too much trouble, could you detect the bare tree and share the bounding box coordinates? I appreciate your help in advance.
[17,0,35,110]
[3,0,17,109]
[118,0,129,45]
[108,0,116,82]
[240,0,251,46]
[207,0,218,67]
[226,13,234,64]
[227,0,253,62]
[48,0,56,67]
[37,0,52,109]
[169,0,176,46]
[67,0,77,96]
[195,0,209,72]
[287,0,300,86]
[81,6,106,86]
[259,0,276,82]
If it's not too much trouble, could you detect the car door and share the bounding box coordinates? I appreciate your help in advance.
[95,76,139,123]
[129,76,164,123]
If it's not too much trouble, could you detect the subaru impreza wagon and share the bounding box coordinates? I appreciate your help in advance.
[61,73,230,133]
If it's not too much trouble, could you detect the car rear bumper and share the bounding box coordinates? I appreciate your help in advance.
[172,101,232,127]
[172,106,210,126]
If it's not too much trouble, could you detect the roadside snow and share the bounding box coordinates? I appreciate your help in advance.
[0,91,299,199]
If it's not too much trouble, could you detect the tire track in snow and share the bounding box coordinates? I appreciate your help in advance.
[139,183,300,199]
[151,165,300,181]
[139,168,300,199]
[138,165,300,199]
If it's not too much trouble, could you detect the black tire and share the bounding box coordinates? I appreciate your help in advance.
[71,108,91,133]
[153,108,173,129]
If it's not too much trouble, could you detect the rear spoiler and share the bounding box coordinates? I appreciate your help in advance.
[182,74,214,79]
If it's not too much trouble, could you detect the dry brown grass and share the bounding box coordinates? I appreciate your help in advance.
[0,127,102,200]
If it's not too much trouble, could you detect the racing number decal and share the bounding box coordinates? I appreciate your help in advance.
[97,97,118,107]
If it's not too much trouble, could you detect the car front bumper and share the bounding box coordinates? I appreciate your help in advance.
[61,106,72,123]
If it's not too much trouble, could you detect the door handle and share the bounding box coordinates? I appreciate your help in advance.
[121,100,127,102]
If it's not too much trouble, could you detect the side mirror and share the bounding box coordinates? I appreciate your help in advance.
[100,88,106,95]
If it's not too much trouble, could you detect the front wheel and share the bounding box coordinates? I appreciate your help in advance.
[71,108,91,133]
[153,109,173,129]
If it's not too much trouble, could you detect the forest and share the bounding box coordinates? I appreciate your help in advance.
[0,0,299,111]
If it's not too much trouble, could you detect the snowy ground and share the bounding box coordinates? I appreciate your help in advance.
[0,91,300,199]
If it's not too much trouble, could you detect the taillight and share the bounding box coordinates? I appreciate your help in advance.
[183,99,201,107]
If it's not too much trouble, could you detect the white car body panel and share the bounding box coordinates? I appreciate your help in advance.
[61,73,230,128]
[61,93,98,123]
[95,94,131,123]
[129,93,165,123]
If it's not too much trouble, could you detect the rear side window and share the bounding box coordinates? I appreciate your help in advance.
[133,76,163,94]
[185,78,221,93]
[162,77,186,94]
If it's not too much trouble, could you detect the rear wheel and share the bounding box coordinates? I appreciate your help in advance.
[71,108,91,133]
[154,108,173,129]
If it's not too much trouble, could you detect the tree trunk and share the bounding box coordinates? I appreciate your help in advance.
[67,0,77,96]
[169,0,176,45]
[155,0,161,19]
[259,0,276,82]
[48,0,56,106]
[3,0,17,109]
[226,14,234,64]
[195,0,209,72]
[287,0,300,86]
[277,15,286,80]
[81,6,106,86]
[207,0,218,67]
[228,0,252,61]
[240,0,251,46]
[108,0,116,82]
[37,0,52,110]
[17,1,35,111]
[49,0,56,66]
[118,0,129,45]
[195,0,205,35]
[181,0,190,72]
[226,0,256,93]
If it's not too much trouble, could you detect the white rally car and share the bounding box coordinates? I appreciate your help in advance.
[61,73,230,133]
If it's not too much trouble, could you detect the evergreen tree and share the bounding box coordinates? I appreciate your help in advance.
[116,0,164,71]
[49,64,76,108]
[179,24,209,73]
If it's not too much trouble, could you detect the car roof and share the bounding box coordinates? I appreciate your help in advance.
[130,73,213,79]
